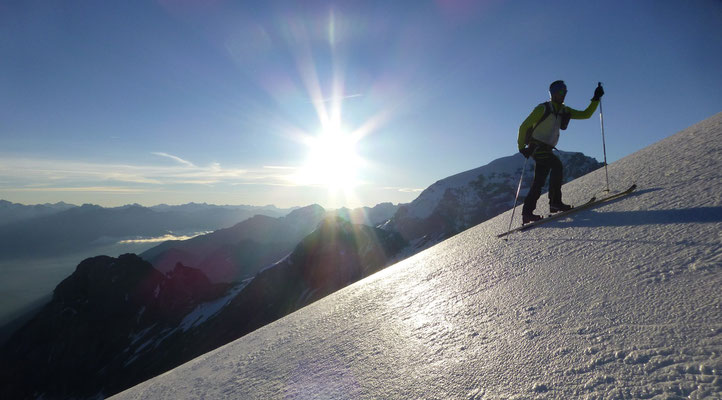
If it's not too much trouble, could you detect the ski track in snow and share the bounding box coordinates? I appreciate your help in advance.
[112,113,722,399]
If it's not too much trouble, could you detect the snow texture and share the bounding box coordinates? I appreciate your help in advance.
[112,112,722,399]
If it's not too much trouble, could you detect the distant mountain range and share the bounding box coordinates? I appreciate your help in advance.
[141,205,327,282]
[141,202,400,283]
[0,200,290,227]
[0,202,294,260]
[0,200,76,225]
[0,151,602,399]
[0,200,401,262]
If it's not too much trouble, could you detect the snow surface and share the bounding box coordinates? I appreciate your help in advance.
[112,112,722,399]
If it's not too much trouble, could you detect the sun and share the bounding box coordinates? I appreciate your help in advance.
[296,124,362,189]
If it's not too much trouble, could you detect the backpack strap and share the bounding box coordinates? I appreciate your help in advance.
[524,102,553,145]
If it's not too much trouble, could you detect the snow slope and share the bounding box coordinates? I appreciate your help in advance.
[113,112,722,399]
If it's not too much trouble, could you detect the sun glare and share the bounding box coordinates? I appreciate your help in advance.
[297,124,362,189]
[283,10,391,198]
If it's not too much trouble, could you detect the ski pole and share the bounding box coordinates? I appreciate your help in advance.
[598,82,610,192]
[506,156,529,235]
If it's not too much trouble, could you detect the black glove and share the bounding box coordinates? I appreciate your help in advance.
[519,146,534,158]
[592,85,604,101]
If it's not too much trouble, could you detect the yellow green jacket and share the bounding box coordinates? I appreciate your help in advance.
[518,100,599,150]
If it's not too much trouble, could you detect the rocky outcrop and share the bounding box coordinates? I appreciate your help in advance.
[0,254,228,399]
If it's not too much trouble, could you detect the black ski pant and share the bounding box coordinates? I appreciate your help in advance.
[522,148,563,216]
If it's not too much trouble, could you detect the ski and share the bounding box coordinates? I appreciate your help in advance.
[546,197,597,218]
[497,184,637,238]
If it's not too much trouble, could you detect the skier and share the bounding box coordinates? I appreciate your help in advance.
[517,80,605,224]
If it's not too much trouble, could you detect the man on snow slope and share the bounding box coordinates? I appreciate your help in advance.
[517,80,605,224]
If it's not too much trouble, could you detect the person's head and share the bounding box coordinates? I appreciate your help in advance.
[549,80,567,103]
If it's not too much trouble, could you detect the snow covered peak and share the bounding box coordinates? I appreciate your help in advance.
[112,112,722,399]
[404,151,599,220]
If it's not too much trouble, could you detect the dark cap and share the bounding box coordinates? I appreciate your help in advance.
[549,80,567,94]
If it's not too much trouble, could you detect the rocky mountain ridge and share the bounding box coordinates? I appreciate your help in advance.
[140,202,400,283]
[0,202,294,260]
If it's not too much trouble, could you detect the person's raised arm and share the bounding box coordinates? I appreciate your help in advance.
[568,84,604,120]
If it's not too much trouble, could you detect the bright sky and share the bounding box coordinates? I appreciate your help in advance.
[1,0,720,209]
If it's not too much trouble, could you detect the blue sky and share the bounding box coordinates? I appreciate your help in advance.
[1,0,720,208]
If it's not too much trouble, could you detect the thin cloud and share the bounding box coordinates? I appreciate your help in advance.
[151,152,195,167]
[0,156,303,190]
[395,187,424,193]
[2,186,151,193]
[119,232,210,244]
[263,165,299,170]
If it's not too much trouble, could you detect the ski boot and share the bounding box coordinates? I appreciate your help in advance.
[549,203,573,213]
[522,213,543,224]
